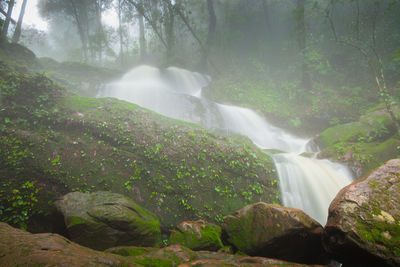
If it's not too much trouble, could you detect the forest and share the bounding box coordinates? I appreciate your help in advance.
[0,0,399,266]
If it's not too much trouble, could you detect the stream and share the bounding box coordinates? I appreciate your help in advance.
[98,65,353,225]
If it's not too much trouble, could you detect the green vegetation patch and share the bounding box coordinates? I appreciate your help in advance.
[0,62,279,231]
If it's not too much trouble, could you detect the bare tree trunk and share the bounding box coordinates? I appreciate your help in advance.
[12,0,27,43]
[161,0,219,74]
[2,0,15,37]
[206,0,216,46]
[69,0,88,61]
[94,0,104,63]
[118,0,124,67]
[126,0,168,49]
[296,0,312,91]
[163,1,174,61]
[0,7,16,24]
[138,11,147,61]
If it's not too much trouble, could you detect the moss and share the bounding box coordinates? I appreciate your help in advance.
[169,222,223,251]
[0,61,280,230]
[67,216,87,228]
[105,246,155,257]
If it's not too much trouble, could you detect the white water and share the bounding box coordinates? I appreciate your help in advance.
[98,65,353,225]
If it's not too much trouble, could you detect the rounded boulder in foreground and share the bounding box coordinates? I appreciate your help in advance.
[54,191,161,250]
[323,159,400,267]
[222,202,328,264]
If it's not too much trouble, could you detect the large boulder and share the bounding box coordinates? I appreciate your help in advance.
[0,222,324,266]
[54,191,161,250]
[323,159,400,267]
[0,222,135,266]
[222,202,327,264]
[168,220,223,251]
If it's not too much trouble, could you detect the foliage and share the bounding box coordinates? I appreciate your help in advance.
[0,61,279,230]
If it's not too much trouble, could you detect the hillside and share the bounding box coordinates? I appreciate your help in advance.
[0,43,279,232]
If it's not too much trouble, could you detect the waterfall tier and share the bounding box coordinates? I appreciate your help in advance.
[98,65,353,225]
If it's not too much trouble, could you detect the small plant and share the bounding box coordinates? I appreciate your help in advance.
[0,181,41,229]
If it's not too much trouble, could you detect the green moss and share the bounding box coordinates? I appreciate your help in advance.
[105,246,155,257]
[67,216,87,228]
[169,222,223,251]
[0,61,280,230]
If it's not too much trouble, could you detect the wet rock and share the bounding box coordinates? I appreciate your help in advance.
[0,222,326,266]
[0,222,135,267]
[54,191,161,250]
[323,159,400,267]
[169,220,223,251]
[222,202,328,264]
[107,244,326,266]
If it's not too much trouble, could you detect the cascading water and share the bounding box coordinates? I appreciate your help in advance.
[98,65,353,225]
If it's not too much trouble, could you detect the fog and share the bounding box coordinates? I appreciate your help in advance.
[0,1,399,262]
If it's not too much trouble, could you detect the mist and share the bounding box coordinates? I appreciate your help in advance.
[0,0,399,266]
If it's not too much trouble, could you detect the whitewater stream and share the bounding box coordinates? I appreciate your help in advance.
[98,65,353,225]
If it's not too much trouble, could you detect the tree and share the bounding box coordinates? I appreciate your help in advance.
[12,0,28,43]
[325,0,400,136]
[162,0,219,73]
[295,0,312,91]
[1,0,15,37]
[137,4,147,61]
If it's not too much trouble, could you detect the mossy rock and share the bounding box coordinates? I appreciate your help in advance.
[316,105,400,177]
[323,159,400,267]
[0,222,328,266]
[0,222,136,266]
[222,202,328,264]
[168,220,223,251]
[54,191,162,250]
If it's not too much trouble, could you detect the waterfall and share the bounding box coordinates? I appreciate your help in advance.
[98,65,353,225]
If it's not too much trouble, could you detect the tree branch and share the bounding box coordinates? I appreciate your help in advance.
[125,0,168,49]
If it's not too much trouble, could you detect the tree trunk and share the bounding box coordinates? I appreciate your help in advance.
[296,0,312,91]
[161,0,219,74]
[138,11,147,61]
[69,0,88,61]
[126,0,168,49]
[1,0,15,37]
[206,0,216,46]
[118,0,124,67]
[164,1,174,61]
[94,0,104,63]
[12,0,27,43]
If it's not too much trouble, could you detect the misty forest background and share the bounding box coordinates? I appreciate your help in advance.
[2,0,400,133]
[0,0,400,232]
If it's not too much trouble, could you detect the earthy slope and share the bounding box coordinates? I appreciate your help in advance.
[0,47,279,231]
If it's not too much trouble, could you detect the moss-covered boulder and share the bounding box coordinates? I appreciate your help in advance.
[323,159,400,267]
[168,220,223,251]
[222,202,327,264]
[54,191,161,250]
[0,222,136,266]
[316,106,400,177]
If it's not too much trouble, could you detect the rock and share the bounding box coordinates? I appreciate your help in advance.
[0,222,136,266]
[107,244,326,266]
[0,222,325,266]
[222,202,328,264]
[168,220,223,251]
[323,159,400,267]
[54,191,161,250]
